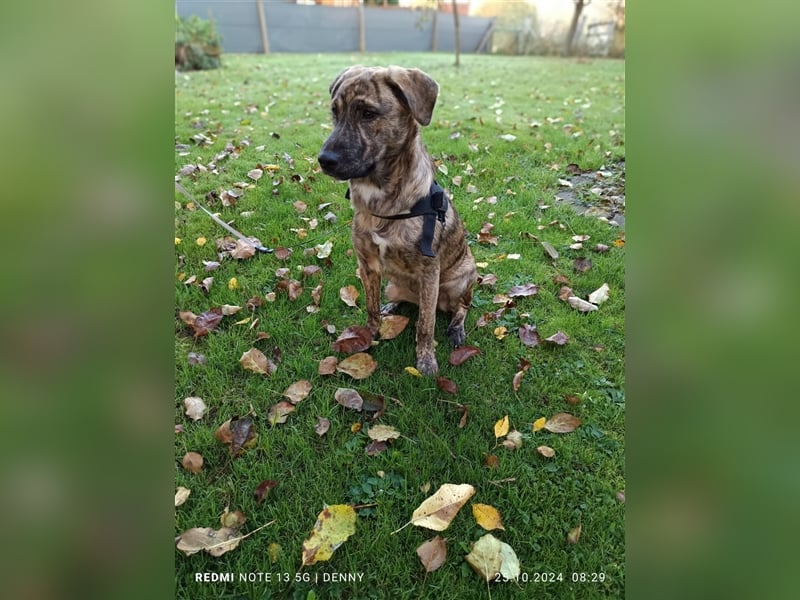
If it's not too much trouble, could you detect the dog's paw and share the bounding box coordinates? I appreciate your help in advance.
[380,302,400,315]
[446,323,466,348]
[416,355,439,376]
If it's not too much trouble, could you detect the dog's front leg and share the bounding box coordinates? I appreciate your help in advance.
[415,265,440,375]
[357,255,383,337]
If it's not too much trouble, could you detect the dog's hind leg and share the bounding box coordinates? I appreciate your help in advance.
[446,286,473,348]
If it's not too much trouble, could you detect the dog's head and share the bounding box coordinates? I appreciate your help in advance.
[318,66,439,181]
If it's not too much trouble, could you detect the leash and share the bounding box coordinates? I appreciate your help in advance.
[175,182,273,254]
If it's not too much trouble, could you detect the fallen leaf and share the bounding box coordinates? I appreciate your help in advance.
[318,356,338,375]
[484,454,500,469]
[565,394,581,405]
[303,264,322,278]
[416,536,447,573]
[191,308,223,338]
[176,527,240,557]
[267,402,295,426]
[472,503,506,531]
[231,239,256,260]
[379,315,410,340]
[616,491,626,503]
[573,257,593,273]
[541,241,559,260]
[457,404,469,428]
[332,326,373,354]
[532,417,546,432]
[536,445,555,458]
[220,507,247,529]
[175,487,191,507]
[268,542,281,563]
[437,377,458,395]
[339,285,360,307]
[558,285,575,301]
[274,247,292,260]
[239,347,277,376]
[512,370,526,392]
[221,304,243,316]
[544,331,569,346]
[448,346,481,366]
[247,168,263,180]
[182,452,203,473]
[493,326,508,340]
[283,380,312,404]
[187,351,206,366]
[568,296,599,312]
[183,397,207,421]
[253,480,278,503]
[494,415,510,440]
[410,483,476,531]
[301,505,357,566]
[315,417,331,437]
[367,424,401,442]
[336,353,377,379]
[588,283,610,305]
[465,533,520,582]
[566,524,582,545]
[335,388,364,412]
[503,430,523,450]
[365,440,388,456]
[544,412,581,433]
[507,283,539,298]
[478,273,498,287]
[519,323,541,347]
[214,419,233,445]
[315,240,333,259]
[405,366,422,377]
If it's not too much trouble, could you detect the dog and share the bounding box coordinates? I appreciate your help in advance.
[318,66,477,375]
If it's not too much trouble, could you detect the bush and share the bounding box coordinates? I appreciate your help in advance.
[175,15,222,71]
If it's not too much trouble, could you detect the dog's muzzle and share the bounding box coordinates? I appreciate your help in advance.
[318,148,375,180]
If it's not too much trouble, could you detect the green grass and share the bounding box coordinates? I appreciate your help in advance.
[175,53,624,600]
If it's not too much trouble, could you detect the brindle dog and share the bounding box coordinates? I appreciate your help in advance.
[318,66,477,375]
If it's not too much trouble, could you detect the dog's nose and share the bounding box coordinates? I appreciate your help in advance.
[317,150,340,172]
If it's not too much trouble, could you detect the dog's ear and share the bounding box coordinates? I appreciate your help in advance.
[329,65,365,98]
[386,67,440,126]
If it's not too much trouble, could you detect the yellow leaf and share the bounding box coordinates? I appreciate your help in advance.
[493,326,508,340]
[228,277,239,290]
[301,505,357,566]
[532,417,546,432]
[367,424,401,442]
[472,503,506,531]
[196,236,207,246]
[405,366,422,377]
[494,415,510,439]
[410,483,475,531]
[174,237,182,245]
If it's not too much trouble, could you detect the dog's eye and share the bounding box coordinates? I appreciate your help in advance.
[361,108,378,120]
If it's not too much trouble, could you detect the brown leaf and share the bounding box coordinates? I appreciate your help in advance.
[310,281,324,306]
[336,352,377,379]
[176,527,240,557]
[565,394,581,406]
[287,280,303,301]
[519,323,541,347]
[512,370,526,391]
[302,264,322,278]
[253,480,278,503]
[231,239,256,260]
[410,483,476,531]
[503,430,523,450]
[339,285,360,307]
[436,376,458,395]
[229,415,257,456]
[182,452,203,473]
[332,326,373,354]
[192,308,223,338]
[367,424,400,442]
[448,346,481,366]
[315,417,330,437]
[365,440,388,456]
[544,331,569,345]
[552,273,571,285]
[175,487,191,507]
[267,402,295,426]
[220,507,247,529]
[416,536,447,573]
[593,243,610,253]
[239,347,277,376]
[187,351,206,366]
[573,257,592,273]
[199,276,214,293]
[507,283,539,298]
[457,404,469,428]
[283,380,312,404]
[274,247,292,260]
[566,524,582,545]
[536,445,555,457]
[544,412,581,433]
[360,391,387,420]
[318,356,338,375]
[334,388,364,411]
[378,315,410,340]
[183,397,207,421]
[214,419,233,445]
[558,286,575,301]
[477,273,497,286]
[484,454,499,469]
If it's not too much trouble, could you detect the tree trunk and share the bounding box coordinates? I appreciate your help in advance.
[564,0,589,57]
[451,0,460,67]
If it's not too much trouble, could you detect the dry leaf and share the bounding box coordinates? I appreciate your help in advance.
[365,440,388,456]
[544,331,569,346]
[231,239,256,260]
[315,417,331,437]
[493,326,508,340]
[493,415,510,439]
[541,241,559,260]
[573,257,592,273]
[220,507,247,529]
[465,533,520,582]
[472,503,506,531]
[334,388,364,411]
[239,347,277,376]
[532,417,546,432]
[184,397,207,421]
[544,412,581,433]
[503,430,523,450]
[410,483,476,531]
[247,168,263,180]
[518,323,541,347]
[379,315,410,340]
[339,285,360,307]
[507,283,539,298]
[512,370,525,392]
[457,404,469,428]
[367,424,400,442]
[566,524,582,545]
[332,326,373,354]
[176,527,240,557]
[536,445,555,458]
[437,377,458,395]
[568,296,599,312]
[484,454,500,469]
[191,308,223,338]
[416,536,447,573]
[301,505,357,566]
[175,487,191,507]
[588,283,610,304]
[318,356,338,375]
[267,402,295,426]
[283,380,312,404]
[254,480,278,503]
[229,416,257,455]
[405,366,422,377]
[182,452,203,473]
[336,353,377,379]
[448,346,481,366]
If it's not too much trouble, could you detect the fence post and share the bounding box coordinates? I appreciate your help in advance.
[256,0,270,54]
[431,10,438,51]
[358,2,365,52]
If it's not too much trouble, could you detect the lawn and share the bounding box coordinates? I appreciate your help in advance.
[174,52,625,600]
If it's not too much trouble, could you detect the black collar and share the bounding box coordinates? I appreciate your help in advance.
[345,181,447,258]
